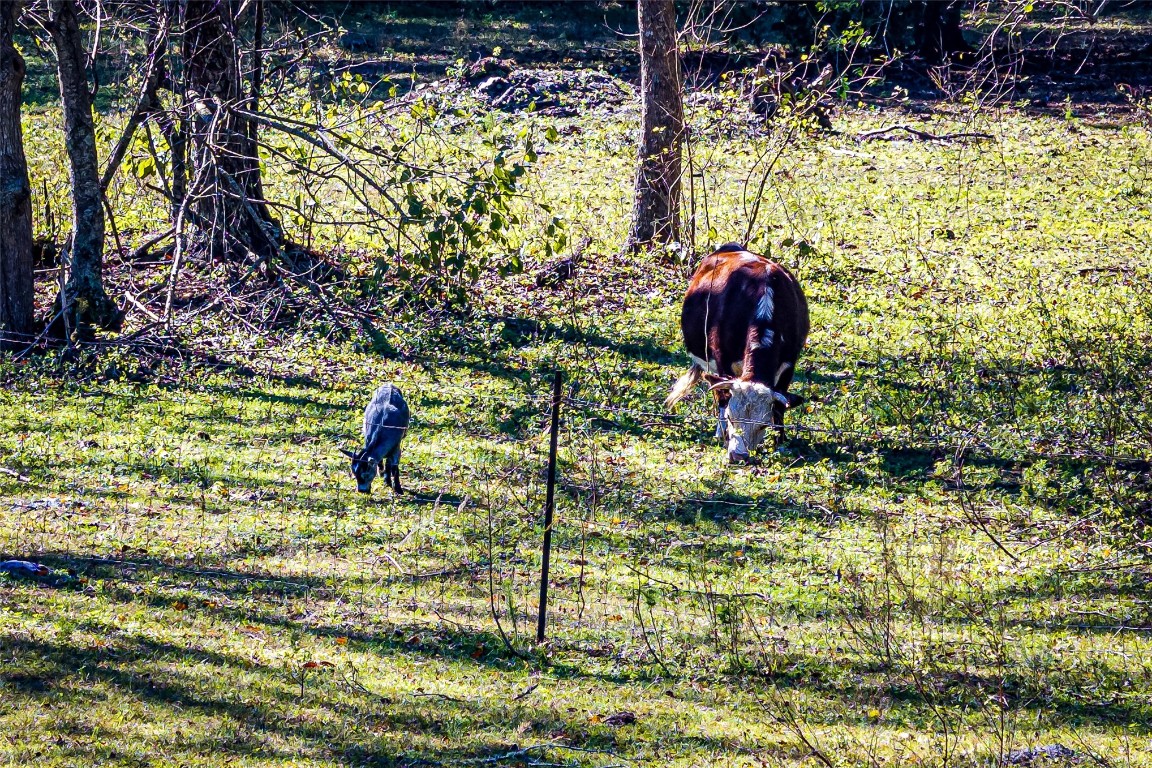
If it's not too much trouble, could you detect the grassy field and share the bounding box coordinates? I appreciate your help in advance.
[4,13,1152,766]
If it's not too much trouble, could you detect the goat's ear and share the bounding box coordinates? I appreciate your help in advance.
[784,393,805,409]
[340,448,357,459]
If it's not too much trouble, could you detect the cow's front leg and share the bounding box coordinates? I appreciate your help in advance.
[711,389,731,444]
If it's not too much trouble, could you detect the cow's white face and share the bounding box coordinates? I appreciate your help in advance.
[723,381,778,463]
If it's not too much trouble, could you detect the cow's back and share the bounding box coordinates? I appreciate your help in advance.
[680,248,808,381]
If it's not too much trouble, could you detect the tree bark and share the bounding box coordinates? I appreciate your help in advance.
[627,0,683,252]
[182,0,278,263]
[49,0,121,335]
[0,0,35,347]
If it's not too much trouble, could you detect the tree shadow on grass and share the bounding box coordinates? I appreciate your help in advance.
[0,632,588,767]
[663,488,828,528]
[499,315,682,367]
[7,551,1149,760]
[0,588,665,762]
[8,549,682,694]
[32,551,319,593]
[992,568,1152,606]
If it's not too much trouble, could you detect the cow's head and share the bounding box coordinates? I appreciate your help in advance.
[710,379,804,463]
[341,448,379,493]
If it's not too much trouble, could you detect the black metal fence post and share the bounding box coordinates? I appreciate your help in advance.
[536,370,562,644]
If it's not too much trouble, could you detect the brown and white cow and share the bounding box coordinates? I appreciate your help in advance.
[666,243,810,464]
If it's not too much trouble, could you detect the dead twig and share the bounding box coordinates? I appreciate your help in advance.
[411,691,467,704]
[953,439,1021,563]
[766,695,837,768]
[11,306,67,361]
[122,290,163,322]
[856,125,993,143]
[511,682,540,701]
[120,229,174,265]
[485,482,531,662]
[458,743,627,766]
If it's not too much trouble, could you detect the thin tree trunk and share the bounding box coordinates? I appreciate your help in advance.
[249,0,262,144]
[49,0,121,334]
[627,0,683,252]
[0,0,35,347]
[182,0,278,263]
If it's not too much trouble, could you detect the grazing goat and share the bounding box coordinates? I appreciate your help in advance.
[342,383,410,493]
[667,243,810,463]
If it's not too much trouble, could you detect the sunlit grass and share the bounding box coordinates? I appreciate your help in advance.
[4,46,1152,768]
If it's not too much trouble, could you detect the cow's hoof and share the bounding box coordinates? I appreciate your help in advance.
[728,453,755,465]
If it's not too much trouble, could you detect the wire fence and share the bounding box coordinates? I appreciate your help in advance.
[2,360,1151,690]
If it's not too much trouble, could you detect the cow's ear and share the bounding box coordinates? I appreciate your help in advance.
[340,448,358,459]
[784,393,805,409]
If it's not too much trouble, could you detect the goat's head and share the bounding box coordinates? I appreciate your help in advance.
[341,448,379,493]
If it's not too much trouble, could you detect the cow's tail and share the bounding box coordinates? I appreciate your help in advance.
[666,363,705,409]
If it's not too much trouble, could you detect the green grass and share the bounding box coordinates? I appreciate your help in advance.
[4,56,1152,768]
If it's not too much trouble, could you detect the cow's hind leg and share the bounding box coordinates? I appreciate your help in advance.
[772,364,798,448]
[772,401,787,447]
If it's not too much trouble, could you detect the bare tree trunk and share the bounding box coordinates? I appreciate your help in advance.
[182,0,278,263]
[627,0,683,252]
[49,0,121,335]
[0,0,35,347]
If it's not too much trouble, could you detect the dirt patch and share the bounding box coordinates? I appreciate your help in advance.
[465,67,631,117]
[442,66,634,117]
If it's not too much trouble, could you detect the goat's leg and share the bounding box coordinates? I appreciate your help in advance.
[387,446,403,493]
